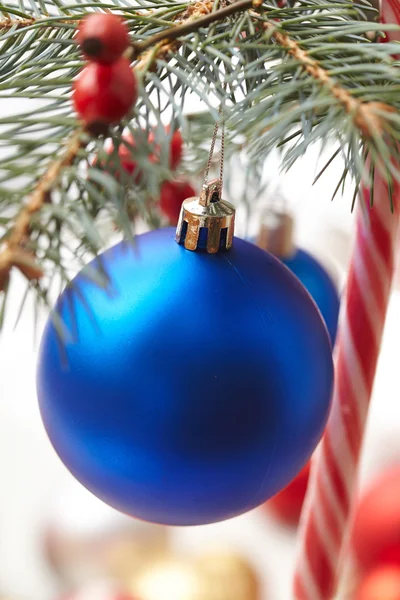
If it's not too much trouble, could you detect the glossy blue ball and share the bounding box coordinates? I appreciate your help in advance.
[281,249,340,344]
[37,228,333,526]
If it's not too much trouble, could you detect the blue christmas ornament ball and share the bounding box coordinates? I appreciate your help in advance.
[37,228,333,526]
[281,249,340,344]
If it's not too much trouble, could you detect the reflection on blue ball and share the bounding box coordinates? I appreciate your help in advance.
[37,228,333,526]
[282,249,340,344]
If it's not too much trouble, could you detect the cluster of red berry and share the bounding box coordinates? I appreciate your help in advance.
[108,125,183,180]
[99,125,195,224]
[74,13,195,223]
[73,13,137,131]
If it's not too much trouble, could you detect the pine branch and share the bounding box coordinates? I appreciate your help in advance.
[133,0,395,140]
[0,0,220,292]
[1,0,400,328]
[253,11,395,139]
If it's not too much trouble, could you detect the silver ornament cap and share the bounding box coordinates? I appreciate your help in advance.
[176,178,235,254]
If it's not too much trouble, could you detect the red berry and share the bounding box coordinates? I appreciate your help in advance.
[118,132,138,175]
[117,126,181,178]
[77,13,130,65]
[73,59,137,129]
[148,125,183,170]
[94,126,182,180]
[169,129,183,170]
[93,132,146,181]
[159,180,196,225]
[118,132,157,181]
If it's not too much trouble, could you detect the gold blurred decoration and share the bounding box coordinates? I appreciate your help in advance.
[45,521,169,586]
[130,549,260,600]
[195,549,260,600]
[45,485,260,599]
[131,557,206,600]
[44,479,170,587]
[103,534,168,584]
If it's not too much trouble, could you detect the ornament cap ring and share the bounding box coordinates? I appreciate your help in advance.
[175,178,235,254]
[199,178,221,206]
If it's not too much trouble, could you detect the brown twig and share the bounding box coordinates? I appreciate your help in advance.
[0,0,229,35]
[135,1,215,71]
[0,9,157,30]
[0,17,36,28]
[0,16,81,28]
[0,130,84,290]
[132,0,256,58]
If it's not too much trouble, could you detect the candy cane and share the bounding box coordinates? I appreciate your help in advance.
[293,170,399,599]
[292,6,400,591]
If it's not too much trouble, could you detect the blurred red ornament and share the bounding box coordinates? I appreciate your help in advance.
[355,566,400,600]
[380,0,400,48]
[352,466,400,572]
[159,180,196,225]
[267,461,310,524]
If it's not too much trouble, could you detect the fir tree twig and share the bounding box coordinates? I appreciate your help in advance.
[0,129,83,290]
[132,0,256,57]
[253,12,396,139]
[1,0,400,328]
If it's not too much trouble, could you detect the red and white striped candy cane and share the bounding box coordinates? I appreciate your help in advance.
[293,5,400,595]
[293,176,399,600]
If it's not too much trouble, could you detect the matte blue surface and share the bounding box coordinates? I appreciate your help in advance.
[282,249,340,345]
[37,228,333,526]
